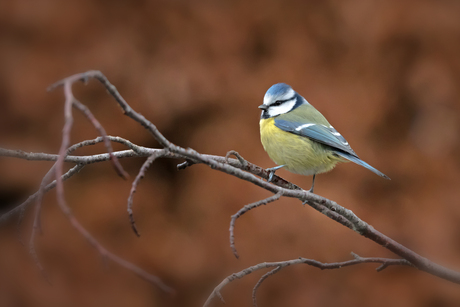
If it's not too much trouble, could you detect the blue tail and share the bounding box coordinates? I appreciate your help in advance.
[335,152,390,180]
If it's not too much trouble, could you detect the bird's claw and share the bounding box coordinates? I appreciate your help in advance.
[265,165,285,182]
[268,170,275,182]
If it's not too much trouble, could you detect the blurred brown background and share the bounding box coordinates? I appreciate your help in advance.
[1,0,460,306]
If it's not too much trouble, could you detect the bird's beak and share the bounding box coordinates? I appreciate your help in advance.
[258,104,268,110]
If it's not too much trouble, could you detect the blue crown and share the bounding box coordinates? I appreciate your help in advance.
[266,83,293,96]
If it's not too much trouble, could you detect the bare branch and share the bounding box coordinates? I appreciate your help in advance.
[27,130,98,279]
[71,99,128,179]
[0,164,85,224]
[16,206,26,245]
[1,135,156,228]
[3,70,460,296]
[49,71,173,148]
[176,159,196,170]
[203,255,411,307]
[0,144,302,195]
[230,192,283,259]
[127,150,167,236]
[1,135,144,224]
[28,165,57,284]
[48,74,172,291]
[252,266,280,307]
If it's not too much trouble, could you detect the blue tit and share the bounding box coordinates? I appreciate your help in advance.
[259,83,389,192]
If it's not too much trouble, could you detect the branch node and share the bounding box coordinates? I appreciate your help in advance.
[6,70,460,300]
[177,159,196,170]
[216,290,225,303]
[350,252,361,260]
[376,263,388,272]
[225,150,248,169]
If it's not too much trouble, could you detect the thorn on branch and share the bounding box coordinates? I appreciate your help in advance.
[177,159,196,170]
[216,290,225,303]
[351,252,361,260]
[376,263,388,272]
[81,75,89,85]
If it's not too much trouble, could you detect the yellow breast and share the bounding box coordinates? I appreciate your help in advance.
[259,118,343,176]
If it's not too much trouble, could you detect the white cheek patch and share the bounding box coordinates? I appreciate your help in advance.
[267,99,297,117]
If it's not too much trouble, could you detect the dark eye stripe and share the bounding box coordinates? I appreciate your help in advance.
[271,97,294,107]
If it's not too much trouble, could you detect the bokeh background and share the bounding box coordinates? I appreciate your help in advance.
[1,1,460,306]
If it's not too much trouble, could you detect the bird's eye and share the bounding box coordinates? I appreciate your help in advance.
[272,100,283,107]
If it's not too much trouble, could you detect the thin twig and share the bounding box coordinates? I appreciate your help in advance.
[0,164,85,224]
[1,136,154,226]
[252,266,280,307]
[230,192,283,258]
[225,150,248,169]
[127,150,167,236]
[0,147,298,189]
[71,99,128,179]
[49,76,172,291]
[49,71,172,148]
[27,134,95,279]
[176,159,195,170]
[2,70,460,293]
[28,165,57,284]
[16,206,26,246]
[203,255,411,307]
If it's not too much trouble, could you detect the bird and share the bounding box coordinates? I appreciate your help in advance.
[259,83,389,192]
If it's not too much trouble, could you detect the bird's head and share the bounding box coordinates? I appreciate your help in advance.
[259,83,306,119]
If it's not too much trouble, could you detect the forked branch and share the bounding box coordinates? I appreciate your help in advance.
[0,71,459,303]
[203,253,411,307]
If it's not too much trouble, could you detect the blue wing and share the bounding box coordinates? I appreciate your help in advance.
[274,119,357,157]
[274,118,390,179]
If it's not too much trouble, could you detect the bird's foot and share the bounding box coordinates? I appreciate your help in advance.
[308,174,316,193]
[265,165,285,182]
